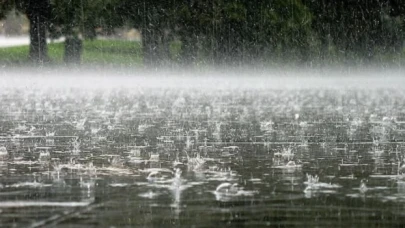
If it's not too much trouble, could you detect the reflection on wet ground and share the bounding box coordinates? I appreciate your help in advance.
[0,85,405,227]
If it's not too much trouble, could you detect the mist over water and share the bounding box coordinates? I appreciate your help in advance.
[1,67,405,90]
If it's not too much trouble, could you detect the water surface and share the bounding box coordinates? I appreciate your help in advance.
[0,75,405,227]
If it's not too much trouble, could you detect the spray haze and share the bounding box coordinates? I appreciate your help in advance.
[1,67,404,90]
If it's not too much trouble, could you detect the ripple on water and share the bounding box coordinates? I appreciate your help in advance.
[0,201,91,208]
[138,191,160,199]
[7,182,52,188]
[109,183,130,187]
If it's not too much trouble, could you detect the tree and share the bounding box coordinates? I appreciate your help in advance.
[173,0,313,66]
[0,1,13,19]
[1,0,51,63]
[17,0,51,63]
[303,0,405,65]
[49,0,124,64]
[49,0,84,64]
[116,0,173,67]
[3,0,405,67]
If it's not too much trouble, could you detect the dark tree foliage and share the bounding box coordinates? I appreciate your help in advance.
[116,0,173,67]
[0,0,13,19]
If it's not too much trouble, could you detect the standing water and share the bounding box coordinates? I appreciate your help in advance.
[0,71,405,227]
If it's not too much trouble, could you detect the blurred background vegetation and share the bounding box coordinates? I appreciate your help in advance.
[0,0,405,68]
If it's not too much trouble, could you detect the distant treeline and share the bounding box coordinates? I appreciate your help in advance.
[1,0,405,67]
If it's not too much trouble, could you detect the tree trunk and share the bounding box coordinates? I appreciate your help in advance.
[64,36,83,64]
[27,14,48,63]
[62,1,83,65]
[26,0,50,64]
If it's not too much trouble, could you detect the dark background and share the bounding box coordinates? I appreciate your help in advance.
[1,0,405,68]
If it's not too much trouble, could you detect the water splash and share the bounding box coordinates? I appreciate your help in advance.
[0,146,8,160]
[213,182,257,202]
[303,174,341,197]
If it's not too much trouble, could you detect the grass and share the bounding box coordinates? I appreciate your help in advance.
[0,45,31,64]
[0,39,143,67]
[1,39,404,69]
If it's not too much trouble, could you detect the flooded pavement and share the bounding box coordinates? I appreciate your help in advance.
[1,76,405,227]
